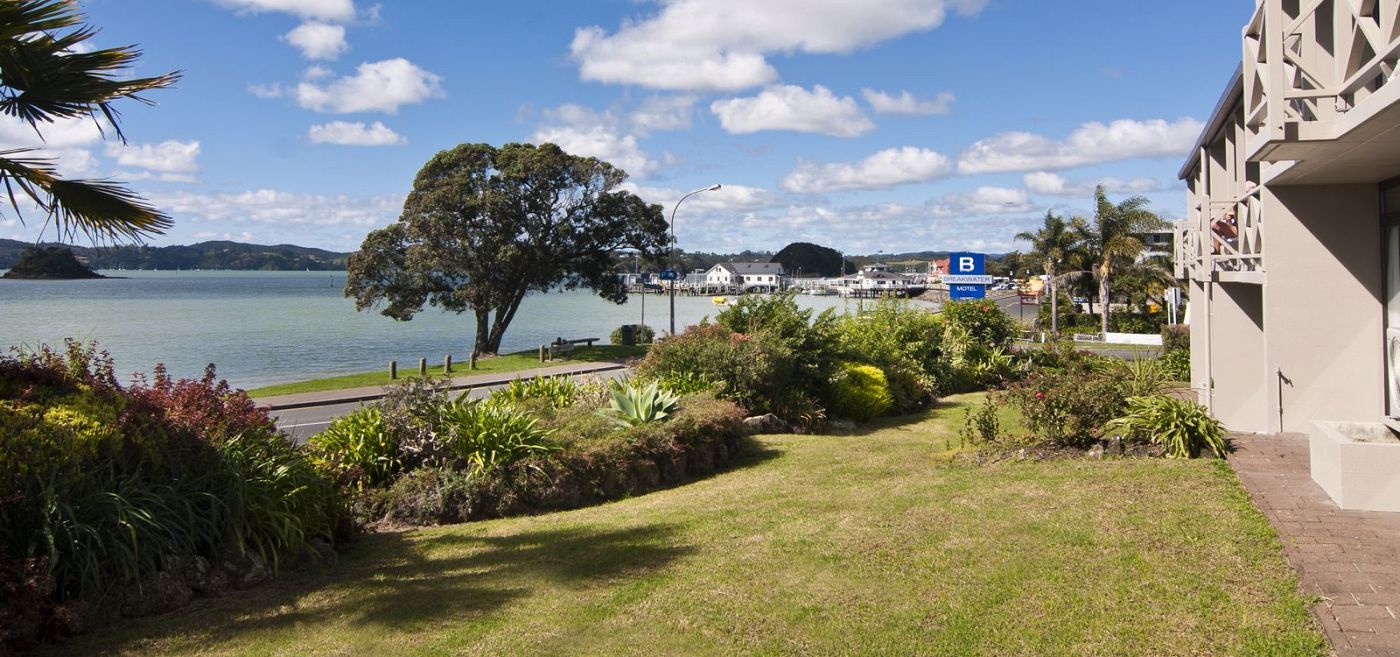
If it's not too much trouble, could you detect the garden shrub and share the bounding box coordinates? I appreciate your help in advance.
[959,395,1002,445]
[491,375,580,409]
[833,298,941,411]
[1003,367,1127,447]
[469,394,747,519]
[1161,324,1190,354]
[636,323,816,421]
[309,407,400,490]
[609,324,655,345]
[941,298,1017,349]
[1106,395,1228,458]
[436,398,554,471]
[0,342,343,650]
[825,363,894,421]
[1115,357,1171,398]
[1159,348,1191,381]
[376,467,480,526]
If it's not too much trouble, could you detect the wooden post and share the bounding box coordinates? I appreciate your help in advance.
[389,360,397,379]
[469,351,478,370]
[418,357,427,376]
[444,354,452,374]
[539,344,546,362]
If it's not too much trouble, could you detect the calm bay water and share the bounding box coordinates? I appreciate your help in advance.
[0,271,883,389]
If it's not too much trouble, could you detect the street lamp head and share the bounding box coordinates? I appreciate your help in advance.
[707,183,722,191]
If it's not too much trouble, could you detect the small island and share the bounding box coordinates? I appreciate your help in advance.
[2,246,106,279]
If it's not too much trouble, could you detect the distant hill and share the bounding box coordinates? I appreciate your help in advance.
[0,239,351,271]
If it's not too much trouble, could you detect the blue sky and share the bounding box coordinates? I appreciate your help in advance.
[2,0,1254,254]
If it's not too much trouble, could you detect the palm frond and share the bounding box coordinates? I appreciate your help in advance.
[0,149,171,242]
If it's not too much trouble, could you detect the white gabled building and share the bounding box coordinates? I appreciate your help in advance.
[845,263,915,291]
[704,262,785,289]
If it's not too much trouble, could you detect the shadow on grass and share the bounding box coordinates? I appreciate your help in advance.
[53,523,690,656]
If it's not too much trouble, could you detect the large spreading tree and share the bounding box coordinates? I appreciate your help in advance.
[0,0,179,242]
[345,142,669,355]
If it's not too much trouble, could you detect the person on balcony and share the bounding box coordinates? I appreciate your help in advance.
[1212,209,1239,254]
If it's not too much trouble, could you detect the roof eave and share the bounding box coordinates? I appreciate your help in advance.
[1178,64,1244,180]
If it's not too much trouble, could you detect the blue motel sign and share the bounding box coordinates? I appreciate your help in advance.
[945,252,990,300]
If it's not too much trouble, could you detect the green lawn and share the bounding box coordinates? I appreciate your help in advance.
[55,394,1323,656]
[246,344,648,397]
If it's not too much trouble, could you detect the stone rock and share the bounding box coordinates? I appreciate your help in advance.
[742,413,788,434]
[1087,444,1105,459]
[1106,436,1124,455]
[219,550,269,590]
[165,555,227,597]
[1125,443,1156,458]
[121,571,192,618]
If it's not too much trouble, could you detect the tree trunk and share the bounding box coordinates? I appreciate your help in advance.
[1046,261,1058,335]
[1098,266,1111,336]
[474,308,493,355]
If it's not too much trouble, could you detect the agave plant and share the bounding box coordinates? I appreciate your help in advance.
[1105,395,1228,458]
[604,379,680,427]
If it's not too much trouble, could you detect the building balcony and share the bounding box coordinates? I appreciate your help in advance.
[1243,0,1400,174]
[1175,186,1265,284]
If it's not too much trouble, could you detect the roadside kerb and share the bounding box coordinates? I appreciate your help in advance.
[254,362,630,411]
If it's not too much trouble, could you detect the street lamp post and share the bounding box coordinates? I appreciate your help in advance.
[669,184,721,336]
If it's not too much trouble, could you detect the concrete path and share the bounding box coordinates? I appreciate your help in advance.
[1228,434,1400,656]
[253,361,630,441]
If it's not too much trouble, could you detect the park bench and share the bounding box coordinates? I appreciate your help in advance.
[548,337,599,359]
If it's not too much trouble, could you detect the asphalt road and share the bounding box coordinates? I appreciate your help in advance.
[271,368,631,442]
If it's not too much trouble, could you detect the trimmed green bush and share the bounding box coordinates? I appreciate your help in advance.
[1161,324,1190,353]
[826,363,894,421]
[833,298,941,411]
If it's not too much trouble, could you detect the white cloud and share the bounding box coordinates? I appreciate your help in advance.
[308,120,405,145]
[629,95,697,134]
[214,0,356,22]
[781,147,951,193]
[283,22,347,60]
[932,186,1035,215]
[533,104,657,178]
[862,89,955,115]
[710,85,873,137]
[957,118,1204,174]
[149,189,404,227]
[571,0,989,91]
[294,58,444,114]
[0,114,106,148]
[1022,171,1168,197]
[248,82,284,98]
[622,182,781,213]
[104,140,201,181]
[302,65,333,80]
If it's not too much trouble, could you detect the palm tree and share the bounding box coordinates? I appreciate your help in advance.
[1082,185,1167,335]
[0,0,179,242]
[1015,210,1087,334]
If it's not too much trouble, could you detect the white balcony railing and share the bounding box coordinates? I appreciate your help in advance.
[1244,0,1400,156]
[1175,186,1264,281]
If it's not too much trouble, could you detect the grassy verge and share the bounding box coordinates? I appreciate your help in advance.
[246,344,648,397]
[53,393,1323,657]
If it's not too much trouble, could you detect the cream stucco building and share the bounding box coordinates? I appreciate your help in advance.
[1179,0,1400,510]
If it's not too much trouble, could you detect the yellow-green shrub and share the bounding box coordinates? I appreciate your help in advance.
[826,363,894,421]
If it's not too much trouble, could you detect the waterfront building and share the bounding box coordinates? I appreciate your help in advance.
[703,262,784,290]
[1178,0,1400,510]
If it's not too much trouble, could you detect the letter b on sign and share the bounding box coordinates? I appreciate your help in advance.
[949,252,984,275]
